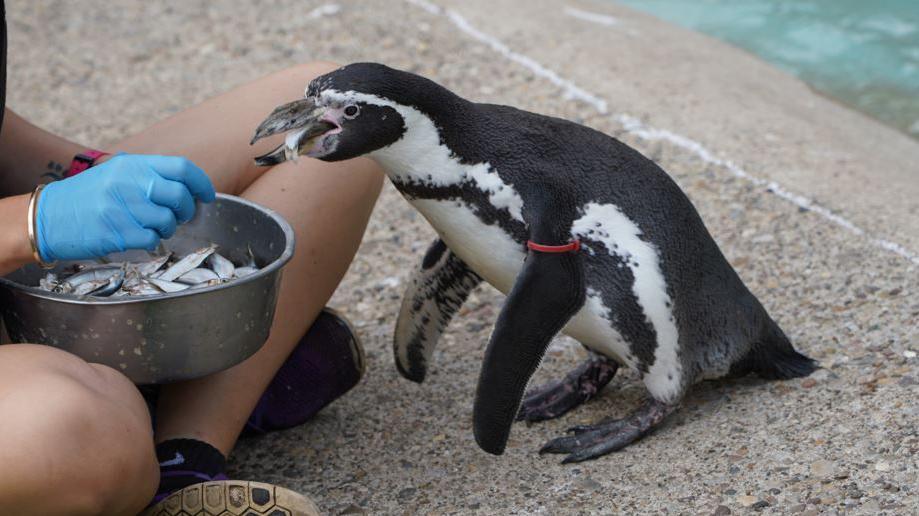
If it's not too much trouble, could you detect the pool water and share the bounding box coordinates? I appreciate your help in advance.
[614,0,919,139]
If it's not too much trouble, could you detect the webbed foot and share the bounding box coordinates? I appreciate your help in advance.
[539,398,677,463]
[516,352,619,422]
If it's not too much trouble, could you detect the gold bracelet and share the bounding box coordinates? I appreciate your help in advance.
[27,184,56,269]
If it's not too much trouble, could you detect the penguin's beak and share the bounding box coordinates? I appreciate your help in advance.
[250,98,337,166]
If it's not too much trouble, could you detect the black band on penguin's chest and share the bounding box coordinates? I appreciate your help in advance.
[391,178,529,244]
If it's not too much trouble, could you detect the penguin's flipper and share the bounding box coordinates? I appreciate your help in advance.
[539,398,678,463]
[516,351,619,423]
[393,239,482,383]
[473,238,586,456]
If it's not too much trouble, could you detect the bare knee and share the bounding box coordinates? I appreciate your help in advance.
[0,345,158,515]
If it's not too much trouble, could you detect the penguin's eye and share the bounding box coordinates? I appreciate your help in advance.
[343,104,360,119]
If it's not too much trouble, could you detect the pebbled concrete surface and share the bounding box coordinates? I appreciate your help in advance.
[6,0,917,514]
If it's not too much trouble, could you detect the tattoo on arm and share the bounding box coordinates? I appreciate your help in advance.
[42,160,66,181]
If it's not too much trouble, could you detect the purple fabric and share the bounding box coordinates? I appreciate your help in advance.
[243,311,362,436]
[147,311,361,508]
[140,310,362,437]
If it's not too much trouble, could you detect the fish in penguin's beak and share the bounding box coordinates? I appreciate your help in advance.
[250,97,338,166]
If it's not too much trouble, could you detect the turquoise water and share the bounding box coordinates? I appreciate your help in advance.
[614,0,919,139]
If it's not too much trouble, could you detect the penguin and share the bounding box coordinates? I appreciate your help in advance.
[250,63,817,463]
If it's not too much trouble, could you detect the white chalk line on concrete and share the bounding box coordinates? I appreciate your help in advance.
[564,7,619,26]
[616,115,919,262]
[307,3,341,19]
[402,0,919,266]
[406,0,608,112]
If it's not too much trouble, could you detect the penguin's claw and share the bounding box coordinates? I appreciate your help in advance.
[539,418,628,455]
[516,354,619,423]
[560,430,640,464]
[539,398,677,463]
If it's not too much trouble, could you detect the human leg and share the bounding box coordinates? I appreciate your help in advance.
[112,60,383,453]
[0,344,159,516]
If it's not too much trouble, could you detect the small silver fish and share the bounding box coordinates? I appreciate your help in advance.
[73,279,111,296]
[57,266,124,294]
[234,266,258,278]
[158,245,217,282]
[135,254,171,276]
[148,278,191,293]
[206,253,235,279]
[121,266,143,287]
[175,268,219,285]
[190,278,223,290]
[114,280,162,297]
[37,243,259,298]
[134,284,167,296]
[92,267,127,297]
[39,273,58,291]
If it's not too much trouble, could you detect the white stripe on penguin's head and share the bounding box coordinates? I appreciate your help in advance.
[319,90,525,222]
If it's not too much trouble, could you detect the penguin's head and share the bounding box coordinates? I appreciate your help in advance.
[252,62,461,165]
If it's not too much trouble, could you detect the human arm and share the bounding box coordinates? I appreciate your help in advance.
[35,154,216,262]
[0,193,36,276]
[0,109,215,272]
[0,108,98,275]
[0,154,217,275]
[0,108,91,196]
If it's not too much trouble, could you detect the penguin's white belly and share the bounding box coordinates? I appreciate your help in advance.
[563,296,639,369]
[409,198,638,369]
[410,199,524,294]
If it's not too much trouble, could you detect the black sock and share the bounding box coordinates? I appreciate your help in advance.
[154,438,227,501]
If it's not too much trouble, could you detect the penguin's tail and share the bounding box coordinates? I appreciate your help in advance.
[747,319,818,380]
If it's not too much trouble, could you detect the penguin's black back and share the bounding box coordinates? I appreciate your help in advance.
[327,63,815,380]
[434,102,813,380]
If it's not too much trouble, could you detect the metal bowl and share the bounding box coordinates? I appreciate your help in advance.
[0,194,295,384]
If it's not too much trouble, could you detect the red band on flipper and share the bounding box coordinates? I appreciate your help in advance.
[526,239,581,253]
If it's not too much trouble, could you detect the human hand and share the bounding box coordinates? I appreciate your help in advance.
[35,154,216,262]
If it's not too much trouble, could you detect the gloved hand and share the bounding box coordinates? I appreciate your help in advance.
[36,154,216,262]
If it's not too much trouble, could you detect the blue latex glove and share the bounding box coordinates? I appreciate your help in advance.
[36,154,216,262]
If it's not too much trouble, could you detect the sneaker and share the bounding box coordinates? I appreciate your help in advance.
[243,308,365,436]
[142,480,320,516]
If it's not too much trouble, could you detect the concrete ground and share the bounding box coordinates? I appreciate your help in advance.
[7,0,917,514]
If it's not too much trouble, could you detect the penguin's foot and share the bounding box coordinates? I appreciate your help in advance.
[517,353,619,422]
[539,398,677,463]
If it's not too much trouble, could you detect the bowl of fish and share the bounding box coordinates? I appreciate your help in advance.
[0,194,295,384]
